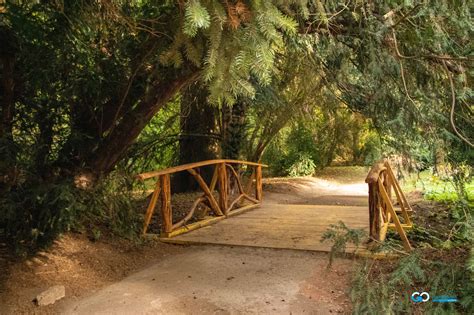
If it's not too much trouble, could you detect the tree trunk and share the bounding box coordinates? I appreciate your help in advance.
[86,70,200,176]
[0,50,17,189]
[0,56,14,141]
[221,100,247,160]
[174,81,219,192]
[34,101,55,178]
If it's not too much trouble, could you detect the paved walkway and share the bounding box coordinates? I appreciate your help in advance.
[64,246,353,314]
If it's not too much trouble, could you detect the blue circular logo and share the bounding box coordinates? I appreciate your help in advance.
[411,291,430,303]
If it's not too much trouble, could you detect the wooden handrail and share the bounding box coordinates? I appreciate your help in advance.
[137,159,267,180]
[139,159,265,237]
[365,161,386,183]
[366,159,413,251]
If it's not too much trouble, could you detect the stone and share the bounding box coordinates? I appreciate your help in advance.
[35,285,65,306]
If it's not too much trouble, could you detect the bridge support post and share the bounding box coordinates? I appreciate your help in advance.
[160,174,172,236]
[365,160,413,251]
[255,165,262,202]
[218,163,228,214]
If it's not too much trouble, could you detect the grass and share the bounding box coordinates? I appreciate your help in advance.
[401,170,474,203]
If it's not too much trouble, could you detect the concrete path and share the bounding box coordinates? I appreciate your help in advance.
[63,246,352,314]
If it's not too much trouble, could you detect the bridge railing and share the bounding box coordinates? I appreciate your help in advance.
[137,159,267,237]
[365,159,413,251]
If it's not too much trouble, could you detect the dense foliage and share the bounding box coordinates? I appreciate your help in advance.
[0,1,472,255]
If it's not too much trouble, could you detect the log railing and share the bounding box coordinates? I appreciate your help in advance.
[137,159,266,237]
[366,160,413,251]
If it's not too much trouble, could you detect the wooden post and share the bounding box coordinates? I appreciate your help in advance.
[142,180,161,234]
[218,163,228,214]
[367,183,381,241]
[365,161,387,242]
[160,174,172,235]
[255,165,262,201]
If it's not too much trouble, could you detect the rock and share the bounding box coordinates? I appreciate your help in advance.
[34,285,65,306]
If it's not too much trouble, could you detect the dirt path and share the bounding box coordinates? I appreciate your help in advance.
[1,167,369,314]
[263,166,369,206]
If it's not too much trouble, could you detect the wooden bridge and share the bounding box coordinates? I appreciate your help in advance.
[137,159,412,253]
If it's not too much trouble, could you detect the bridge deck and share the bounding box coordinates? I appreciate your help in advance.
[161,203,369,252]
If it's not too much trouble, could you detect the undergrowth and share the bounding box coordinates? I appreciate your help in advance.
[351,249,473,314]
[321,223,473,314]
[1,172,143,256]
[80,173,143,241]
[321,169,473,314]
[320,221,366,268]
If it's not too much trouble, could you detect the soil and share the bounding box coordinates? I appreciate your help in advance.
[0,234,186,314]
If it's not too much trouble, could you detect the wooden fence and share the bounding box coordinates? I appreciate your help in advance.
[366,160,413,251]
[137,159,266,237]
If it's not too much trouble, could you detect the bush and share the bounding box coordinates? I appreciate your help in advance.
[1,179,81,255]
[287,153,317,177]
[82,173,142,240]
[1,172,142,256]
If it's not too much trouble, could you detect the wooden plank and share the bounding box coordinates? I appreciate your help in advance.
[385,162,412,225]
[209,164,219,192]
[142,179,161,234]
[164,204,369,253]
[388,223,412,230]
[160,174,172,234]
[137,159,267,180]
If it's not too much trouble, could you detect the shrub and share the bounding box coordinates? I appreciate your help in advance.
[1,179,81,256]
[1,172,142,256]
[287,153,317,177]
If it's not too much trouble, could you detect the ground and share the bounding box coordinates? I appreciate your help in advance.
[64,247,353,314]
[0,235,186,314]
[0,166,379,314]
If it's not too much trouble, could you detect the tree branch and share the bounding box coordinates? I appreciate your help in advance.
[443,60,474,147]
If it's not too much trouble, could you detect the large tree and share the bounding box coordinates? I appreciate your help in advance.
[0,0,298,181]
